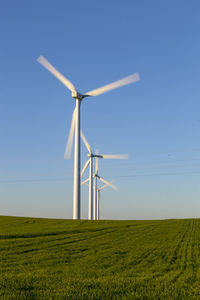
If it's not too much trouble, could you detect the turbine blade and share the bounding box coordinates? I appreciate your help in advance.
[101,154,128,159]
[98,184,108,191]
[64,108,76,159]
[81,159,90,177]
[37,55,76,92]
[81,178,90,185]
[99,177,118,191]
[99,180,115,191]
[85,72,139,97]
[81,131,92,153]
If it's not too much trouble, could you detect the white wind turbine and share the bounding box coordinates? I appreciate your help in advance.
[96,180,117,220]
[37,55,139,219]
[82,179,117,221]
[93,155,119,220]
[80,132,127,220]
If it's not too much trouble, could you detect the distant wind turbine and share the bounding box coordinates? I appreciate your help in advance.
[96,180,117,220]
[80,132,127,220]
[81,174,117,220]
[37,55,139,219]
[93,155,118,220]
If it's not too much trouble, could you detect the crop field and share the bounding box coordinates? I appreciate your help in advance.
[0,217,200,299]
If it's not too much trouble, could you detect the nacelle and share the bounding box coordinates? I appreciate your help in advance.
[72,91,83,100]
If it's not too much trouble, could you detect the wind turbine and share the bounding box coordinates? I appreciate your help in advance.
[96,180,117,220]
[80,132,127,220]
[37,55,139,219]
[93,154,119,220]
[81,174,117,220]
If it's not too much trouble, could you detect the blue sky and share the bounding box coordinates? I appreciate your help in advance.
[1,0,200,219]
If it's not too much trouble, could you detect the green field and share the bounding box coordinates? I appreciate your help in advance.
[0,216,200,299]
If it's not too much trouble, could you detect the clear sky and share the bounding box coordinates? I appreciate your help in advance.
[1,0,200,219]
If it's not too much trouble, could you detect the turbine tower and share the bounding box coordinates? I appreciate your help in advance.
[37,55,139,219]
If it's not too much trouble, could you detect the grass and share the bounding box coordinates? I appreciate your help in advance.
[0,216,200,299]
